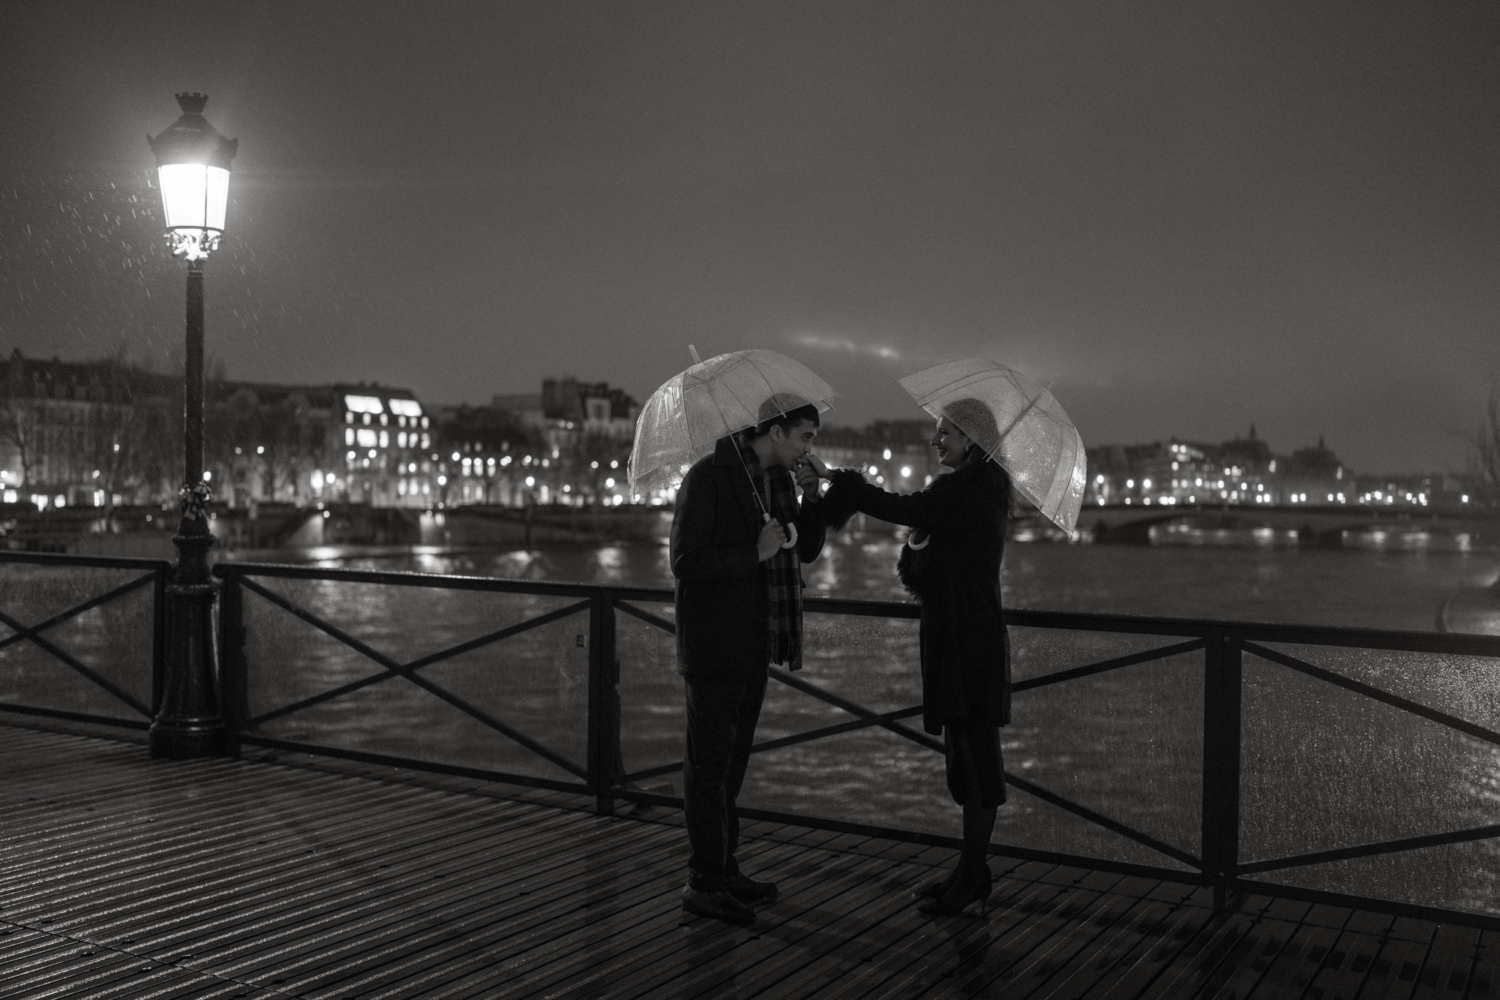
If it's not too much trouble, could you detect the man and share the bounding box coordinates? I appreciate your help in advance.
[670,397,827,924]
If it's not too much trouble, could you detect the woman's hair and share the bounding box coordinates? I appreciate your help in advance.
[941,397,999,463]
[747,394,821,439]
[942,397,1013,513]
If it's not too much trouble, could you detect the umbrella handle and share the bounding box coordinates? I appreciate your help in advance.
[905,530,929,550]
[764,511,799,550]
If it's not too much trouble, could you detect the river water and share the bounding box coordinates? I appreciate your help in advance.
[6,529,1500,915]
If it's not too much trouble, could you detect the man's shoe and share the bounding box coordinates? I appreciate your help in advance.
[723,872,778,903]
[681,885,756,925]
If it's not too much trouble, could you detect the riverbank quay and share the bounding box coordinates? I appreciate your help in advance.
[4,719,1497,1000]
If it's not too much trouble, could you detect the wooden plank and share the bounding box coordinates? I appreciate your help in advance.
[489,834,899,1000]
[1239,907,1354,1000]
[721,855,1035,1000]
[308,825,829,999]
[1029,879,1200,1000]
[1076,887,1221,999]
[779,861,1063,1000]
[491,828,868,1000]
[919,870,1140,999]
[0,771,484,909]
[1357,919,1438,1000]
[304,834,697,998]
[853,864,1089,999]
[655,839,1000,1000]
[1294,910,1394,1000]
[218,814,690,993]
[1464,930,1500,1000]
[3,723,1493,1000]
[1410,924,1481,1000]
[106,805,590,971]
[1188,899,1307,1000]
[5,787,554,939]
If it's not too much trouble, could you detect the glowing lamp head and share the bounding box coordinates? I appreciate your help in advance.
[148,93,238,260]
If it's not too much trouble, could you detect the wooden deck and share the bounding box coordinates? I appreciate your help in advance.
[1,722,1494,1000]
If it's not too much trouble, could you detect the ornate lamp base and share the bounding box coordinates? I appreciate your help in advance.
[150,524,225,760]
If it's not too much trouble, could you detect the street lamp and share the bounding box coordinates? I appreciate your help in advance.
[146,93,238,759]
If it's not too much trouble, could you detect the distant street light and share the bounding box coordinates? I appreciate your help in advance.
[146,93,238,759]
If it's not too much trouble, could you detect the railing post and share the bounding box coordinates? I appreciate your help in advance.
[218,569,245,757]
[587,590,619,816]
[151,564,167,717]
[1201,629,1243,911]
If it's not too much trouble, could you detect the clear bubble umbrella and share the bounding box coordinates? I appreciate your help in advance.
[628,348,838,503]
[898,358,1087,532]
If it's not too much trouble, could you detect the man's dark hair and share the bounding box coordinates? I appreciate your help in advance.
[748,401,821,439]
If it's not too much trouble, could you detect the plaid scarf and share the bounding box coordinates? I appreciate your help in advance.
[740,444,804,670]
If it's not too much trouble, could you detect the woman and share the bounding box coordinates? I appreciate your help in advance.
[818,398,1011,916]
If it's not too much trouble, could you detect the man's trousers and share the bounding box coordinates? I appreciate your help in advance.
[682,669,768,888]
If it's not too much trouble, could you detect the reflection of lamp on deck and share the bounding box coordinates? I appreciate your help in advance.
[147,93,238,759]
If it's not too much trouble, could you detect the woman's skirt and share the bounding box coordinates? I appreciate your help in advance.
[944,723,1006,808]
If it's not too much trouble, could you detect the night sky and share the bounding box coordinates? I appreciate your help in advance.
[2,2,1496,473]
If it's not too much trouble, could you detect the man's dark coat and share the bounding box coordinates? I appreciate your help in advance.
[671,437,827,678]
[823,460,1010,734]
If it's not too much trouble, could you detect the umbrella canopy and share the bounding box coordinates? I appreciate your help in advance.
[628,349,838,499]
[898,358,1087,532]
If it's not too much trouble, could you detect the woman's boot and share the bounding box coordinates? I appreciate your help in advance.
[919,804,997,916]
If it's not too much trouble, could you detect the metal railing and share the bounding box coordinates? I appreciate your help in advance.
[7,550,1500,928]
[0,551,169,729]
[211,560,1500,930]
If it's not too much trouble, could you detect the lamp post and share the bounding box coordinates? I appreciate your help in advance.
[147,93,238,759]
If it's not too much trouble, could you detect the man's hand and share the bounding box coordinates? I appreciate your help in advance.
[757,519,788,561]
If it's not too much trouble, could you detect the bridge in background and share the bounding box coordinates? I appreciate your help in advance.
[1071,503,1499,545]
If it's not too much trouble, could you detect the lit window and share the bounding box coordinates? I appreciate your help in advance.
[344,394,384,414]
[378,430,389,448]
[421,434,430,448]
[357,428,377,448]
[389,399,422,418]
[345,428,354,446]
[397,432,407,448]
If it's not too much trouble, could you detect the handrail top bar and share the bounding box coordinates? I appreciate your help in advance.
[214,559,1500,657]
[213,560,672,602]
[0,550,173,571]
[1004,608,1500,656]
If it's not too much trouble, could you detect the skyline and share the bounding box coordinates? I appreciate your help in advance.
[2,2,1498,474]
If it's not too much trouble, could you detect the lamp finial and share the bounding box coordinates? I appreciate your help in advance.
[175,92,209,116]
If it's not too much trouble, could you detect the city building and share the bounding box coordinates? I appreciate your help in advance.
[1085,428,1351,508]
[815,420,942,492]
[0,350,436,511]
[330,385,434,508]
[0,350,178,510]
[449,377,641,506]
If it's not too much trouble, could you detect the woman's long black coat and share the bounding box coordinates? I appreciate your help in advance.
[823,461,1010,735]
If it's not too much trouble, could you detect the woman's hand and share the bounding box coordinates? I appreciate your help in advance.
[794,454,829,495]
[798,455,834,497]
